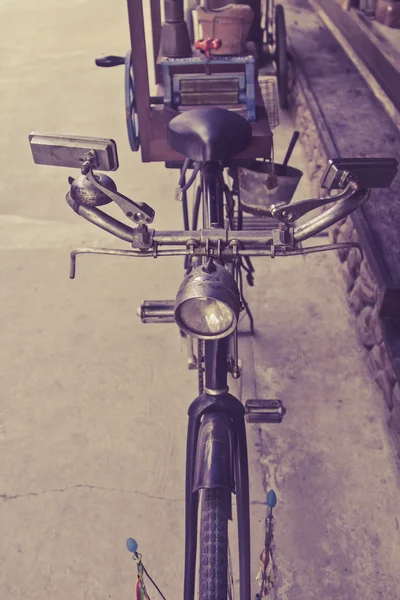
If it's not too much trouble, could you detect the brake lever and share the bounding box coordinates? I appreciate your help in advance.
[270,181,356,224]
[80,153,155,224]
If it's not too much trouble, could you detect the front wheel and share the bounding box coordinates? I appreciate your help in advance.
[199,488,231,600]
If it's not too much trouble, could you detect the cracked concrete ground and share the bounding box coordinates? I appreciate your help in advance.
[1,0,400,599]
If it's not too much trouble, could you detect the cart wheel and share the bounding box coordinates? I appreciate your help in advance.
[274,4,289,110]
[125,50,140,152]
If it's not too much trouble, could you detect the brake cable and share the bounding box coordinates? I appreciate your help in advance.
[179,160,201,194]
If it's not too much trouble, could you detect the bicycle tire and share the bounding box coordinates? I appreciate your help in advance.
[274,4,289,110]
[198,487,230,600]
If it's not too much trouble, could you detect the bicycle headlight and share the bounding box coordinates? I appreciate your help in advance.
[174,262,241,340]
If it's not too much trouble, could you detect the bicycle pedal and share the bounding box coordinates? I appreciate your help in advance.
[245,399,286,423]
[137,300,175,324]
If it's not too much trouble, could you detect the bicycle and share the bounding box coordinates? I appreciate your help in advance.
[29,106,397,599]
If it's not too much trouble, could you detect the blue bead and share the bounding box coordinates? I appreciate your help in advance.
[266,489,277,508]
[126,538,138,553]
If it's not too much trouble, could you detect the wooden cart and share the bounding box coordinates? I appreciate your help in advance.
[125,0,273,163]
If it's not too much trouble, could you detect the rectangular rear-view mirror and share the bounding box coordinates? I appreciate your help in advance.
[29,133,119,171]
[320,157,398,190]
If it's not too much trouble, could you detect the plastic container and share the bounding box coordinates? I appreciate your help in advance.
[238,161,303,215]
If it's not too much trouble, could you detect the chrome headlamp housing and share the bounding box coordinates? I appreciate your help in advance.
[174,262,241,340]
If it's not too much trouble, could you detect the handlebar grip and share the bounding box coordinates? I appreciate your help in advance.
[293,184,367,243]
[95,55,125,68]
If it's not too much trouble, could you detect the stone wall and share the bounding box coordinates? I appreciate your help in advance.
[289,79,400,458]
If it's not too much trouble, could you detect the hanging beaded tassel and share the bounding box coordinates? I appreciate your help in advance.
[256,489,277,597]
[126,538,166,600]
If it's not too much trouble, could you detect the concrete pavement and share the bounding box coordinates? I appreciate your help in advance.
[1,1,400,599]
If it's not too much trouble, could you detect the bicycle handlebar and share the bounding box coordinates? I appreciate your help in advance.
[67,176,368,252]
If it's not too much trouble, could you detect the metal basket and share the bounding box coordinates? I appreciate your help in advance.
[238,161,303,215]
[259,76,279,129]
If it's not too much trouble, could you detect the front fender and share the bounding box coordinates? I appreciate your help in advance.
[193,412,235,494]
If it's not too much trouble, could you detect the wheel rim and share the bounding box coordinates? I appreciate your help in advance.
[125,50,140,151]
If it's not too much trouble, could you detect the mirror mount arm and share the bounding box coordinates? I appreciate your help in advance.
[80,150,98,175]
[83,163,156,225]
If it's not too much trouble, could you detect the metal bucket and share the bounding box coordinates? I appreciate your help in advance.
[238,161,303,216]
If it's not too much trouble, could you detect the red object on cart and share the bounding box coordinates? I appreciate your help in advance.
[194,38,222,58]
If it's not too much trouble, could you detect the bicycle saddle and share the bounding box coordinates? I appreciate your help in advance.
[167,107,252,162]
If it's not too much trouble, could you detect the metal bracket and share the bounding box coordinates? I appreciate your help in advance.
[270,181,355,223]
[200,228,227,247]
[272,224,294,246]
[132,225,155,249]
[80,155,155,225]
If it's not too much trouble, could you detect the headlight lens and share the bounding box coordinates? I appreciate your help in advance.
[178,297,234,336]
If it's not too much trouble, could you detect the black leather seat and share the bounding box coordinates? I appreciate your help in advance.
[167,107,252,162]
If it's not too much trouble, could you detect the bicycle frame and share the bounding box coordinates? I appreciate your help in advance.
[182,160,251,600]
